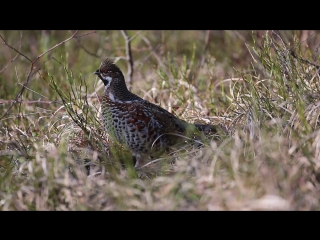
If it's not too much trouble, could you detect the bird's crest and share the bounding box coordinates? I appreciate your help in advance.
[99,58,120,73]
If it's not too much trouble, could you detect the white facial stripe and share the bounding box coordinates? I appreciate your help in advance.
[108,91,115,101]
[105,76,112,82]
[103,77,114,95]
[103,76,112,88]
[103,75,115,101]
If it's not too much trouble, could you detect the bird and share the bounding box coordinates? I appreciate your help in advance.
[94,58,222,168]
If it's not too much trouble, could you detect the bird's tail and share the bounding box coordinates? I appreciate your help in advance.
[194,123,218,134]
[181,120,227,139]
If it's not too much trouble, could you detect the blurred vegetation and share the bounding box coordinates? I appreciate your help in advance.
[1,30,320,210]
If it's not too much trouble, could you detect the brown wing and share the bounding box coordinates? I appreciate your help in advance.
[125,99,186,135]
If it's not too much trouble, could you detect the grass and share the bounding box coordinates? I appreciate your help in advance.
[1,30,320,210]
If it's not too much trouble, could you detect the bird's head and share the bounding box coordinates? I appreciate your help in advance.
[94,58,125,89]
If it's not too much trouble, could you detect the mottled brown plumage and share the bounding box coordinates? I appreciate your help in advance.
[94,58,219,167]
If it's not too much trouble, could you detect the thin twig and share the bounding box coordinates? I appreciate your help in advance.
[0,31,23,73]
[36,31,78,62]
[140,36,164,68]
[73,37,101,58]
[17,83,52,100]
[73,30,97,38]
[120,30,134,87]
[0,100,61,105]
[0,30,79,120]
[128,30,142,42]
[0,33,32,62]
[70,30,101,58]
[0,100,59,105]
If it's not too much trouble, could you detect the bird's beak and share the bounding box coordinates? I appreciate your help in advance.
[93,70,100,75]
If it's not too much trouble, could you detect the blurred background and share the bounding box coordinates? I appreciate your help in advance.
[1,30,319,99]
